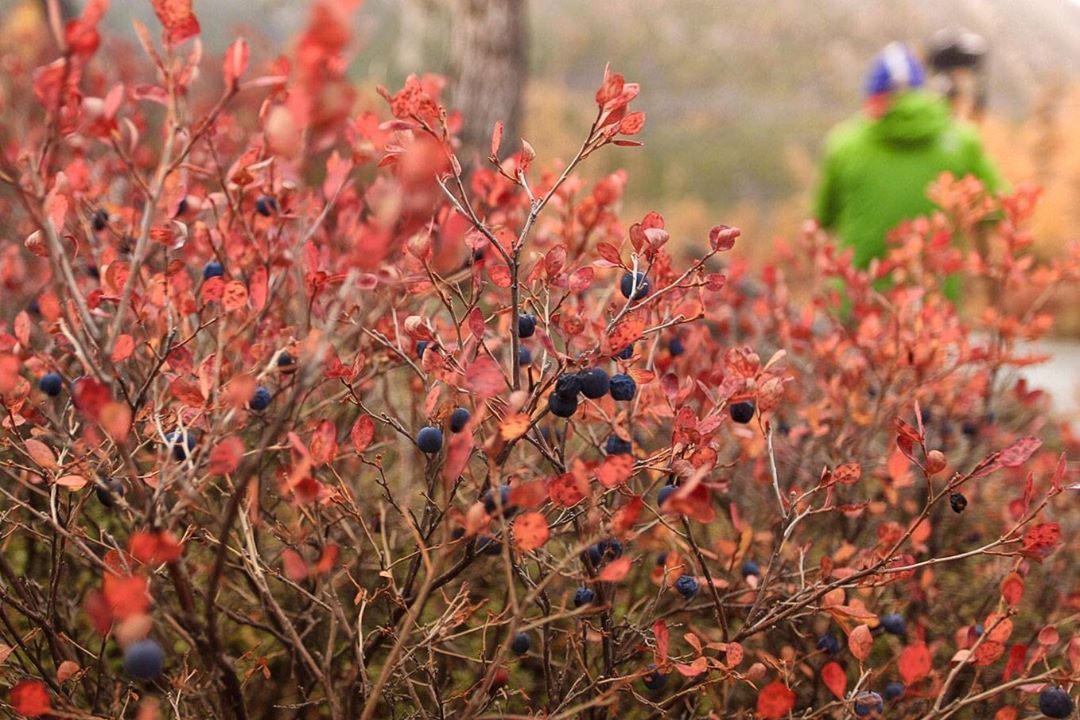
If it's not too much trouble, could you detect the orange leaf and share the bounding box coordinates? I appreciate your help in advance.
[282,549,309,581]
[597,556,632,582]
[222,37,249,88]
[56,660,80,683]
[547,472,587,507]
[821,661,846,700]
[9,680,51,717]
[653,619,669,664]
[222,280,249,313]
[25,439,58,471]
[99,401,132,442]
[56,474,88,490]
[350,415,375,453]
[500,413,532,441]
[464,356,504,398]
[111,334,135,362]
[898,642,932,684]
[209,436,244,475]
[103,573,150,620]
[848,624,873,661]
[608,316,645,353]
[596,453,633,488]
[756,680,796,719]
[512,512,549,552]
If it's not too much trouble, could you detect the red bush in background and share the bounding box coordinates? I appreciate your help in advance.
[0,2,1077,718]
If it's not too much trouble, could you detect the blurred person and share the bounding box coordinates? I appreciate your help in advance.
[926,28,989,123]
[814,42,1003,299]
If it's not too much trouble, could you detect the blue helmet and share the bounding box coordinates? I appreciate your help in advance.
[865,42,925,96]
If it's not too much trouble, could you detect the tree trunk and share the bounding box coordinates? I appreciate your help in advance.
[448,0,527,165]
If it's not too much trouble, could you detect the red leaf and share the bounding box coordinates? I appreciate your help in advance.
[610,496,643,535]
[249,266,268,311]
[129,530,183,564]
[999,436,1042,467]
[25,439,58,471]
[282,549,308,581]
[848,624,873,661]
[9,680,51,717]
[442,431,474,484]
[151,0,200,45]
[596,453,633,489]
[350,416,375,453]
[103,573,149,620]
[464,356,504,398]
[222,280,249,313]
[209,436,244,475]
[618,111,646,135]
[489,121,503,158]
[756,680,796,719]
[898,642,932,684]
[111,334,135,363]
[568,266,594,292]
[1001,572,1024,606]
[674,656,708,677]
[608,317,645,354]
[597,556,632,582]
[821,661,847,700]
[973,640,1005,666]
[309,420,338,466]
[595,242,623,266]
[708,224,740,251]
[72,376,111,420]
[1003,643,1027,681]
[833,462,862,485]
[512,512,549,551]
[652,619,669,665]
[547,472,587,507]
[223,37,249,88]
[1020,522,1061,561]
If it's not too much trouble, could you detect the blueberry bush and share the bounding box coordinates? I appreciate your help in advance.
[0,2,1078,719]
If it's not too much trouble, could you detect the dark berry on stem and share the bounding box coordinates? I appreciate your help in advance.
[741,559,760,577]
[884,681,905,701]
[578,368,610,399]
[573,587,595,607]
[39,372,63,397]
[518,313,536,338]
[620,271,650,300]
[609,373,636,401]
[255,195,277,216]
[96,478,125,508]
[123,639,165,680]
[674,574,699,599]
[642,664,668,690]
[417,426,443,454]
[949,492,967,513]
[554,373,583,398]
[249,386,272,411]
[1039,687,1074,718]
[549,392,578,418]
[510,632,530,655]
[605,435,632,455]
[854,691,884,717]
[449,407,471,433]
[880,613,906,636]
[729,400,755,424]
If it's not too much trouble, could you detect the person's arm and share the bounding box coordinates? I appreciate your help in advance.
[814,140,842,230]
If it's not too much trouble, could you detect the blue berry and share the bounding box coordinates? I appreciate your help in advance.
[729,400,755,424]
[549,392,578,418]
[510,631,530,655]
[668,337,685,356]
[449,407,471,433]
[573,586,595,608]
[674,574,699,599]
[949,492,967,513]
[554,374,583,398]
[478,536,502,556]
[483,485,517,518]
[165,431,196,461]
[417,426,443,454]
[854,691,884,717]
[415,340,429,357]
[202,261,224,279]
[657,485,676,506]
[741,559,760,577]
[248,386,271,411]
[39,372,63,397]
[617,345,634,360]
[91,208,109,232]
[277,352,295,368]
[642,664,668,690]
[655,551,668,566]
[255,195,277,217]
[620,271,650,300]
[1039,687,1074,718]
[817,633,840,655]
[605,435,632,455]
[578,368,610,399]
[518,346,532,366]
[884,681,905,701]
[518,313,536,338]
[123,639,165,680]
[96,477,125,508]
[609,374,636,401]
[880,613,906,636]
[972,623,984,637]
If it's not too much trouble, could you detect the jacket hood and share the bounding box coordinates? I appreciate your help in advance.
[871,90,950,144]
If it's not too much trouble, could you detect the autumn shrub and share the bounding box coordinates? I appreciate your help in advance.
[1,3,1079,719]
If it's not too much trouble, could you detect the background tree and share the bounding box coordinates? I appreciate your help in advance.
[448,0,527,163]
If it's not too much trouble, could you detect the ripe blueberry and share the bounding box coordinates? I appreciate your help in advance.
[416,426,443,454]
[91,208,109,232]
[668,337,685,356]
[741,559,760,577]
[39,372,63,397]
[277,352,295,369]
[884,681,905,701]
[449,407,471,433]
[729,400,755,424]
[483,485,517,518]
[617,345,634,360]
[657,484,676,507]
[605,435,632,455]
[880,613,906,636]
[620,271,650,300]
[510,631,530,655]
[96,477,125,508]
[249,386,271,411]
[578,368,610,399]
[123,639,165,680]
[1039,687,1074,718]
[203,261,224,280]
[554,374,583,398]
[674,574,699,599]
[573,586,596,607]
[415,340,429,357]
[609,374,636,401]
[949,492,967,513]
[817,632,840,655]
[255,195,277,217]
[549,392,578,418]
[478,536,502,556]
[854,691,884,717]
[642,664,669,691]
[165,431,195,461]
[518,346,532,366]
[518,313,536,338]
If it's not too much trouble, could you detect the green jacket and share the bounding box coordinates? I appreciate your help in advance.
[814,91,1002,273]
